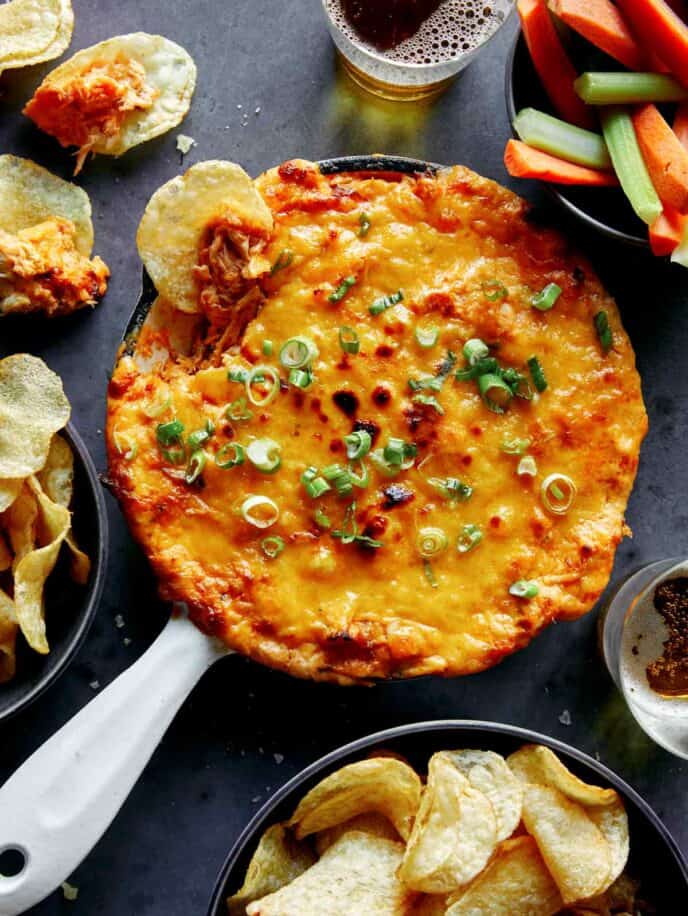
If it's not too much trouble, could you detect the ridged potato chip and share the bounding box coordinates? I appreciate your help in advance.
[521,783,611,904]
[0,588,18,684]
[288,757,422,843]
[13,478,70,653]
[136,160,273,313]
[226,822,316,916]
[398,754,498,894]
[588,797,629,890]
[0,0,73,73]
[0,156,94,255]
[438,750,523,842]
[508,745,618,807]
[445,836,562,916]
[0,354,70,480]
[246,831,414,916]
[24,33,196,170]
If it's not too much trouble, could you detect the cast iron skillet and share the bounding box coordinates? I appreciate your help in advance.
[0,421,108,723]
[208,720,688,914]
[505,31,648,248]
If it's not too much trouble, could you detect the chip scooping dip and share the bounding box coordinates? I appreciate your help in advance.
[24,33,197,174]
[0,0,74,75]
[0,354,91,681]
[0,156,109,318]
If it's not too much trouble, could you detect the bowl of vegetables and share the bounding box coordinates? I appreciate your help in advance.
[505,0,688,261]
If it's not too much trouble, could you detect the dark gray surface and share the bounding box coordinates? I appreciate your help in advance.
[0,2,686,913]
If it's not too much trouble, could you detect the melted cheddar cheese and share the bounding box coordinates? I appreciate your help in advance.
[107,162,646,684]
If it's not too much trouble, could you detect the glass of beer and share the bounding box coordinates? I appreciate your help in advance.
[322,0,515,101]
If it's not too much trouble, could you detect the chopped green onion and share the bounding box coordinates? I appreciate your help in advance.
[240,494,279,528]
[279,336,319,369]
[302,467,331,498]
[531,283,562,312]
[185,449,207,484]
[478,373,513,414]
[344,430,371,460]
[415,325,439,348]
[463,338,490,366]
[427,476,473,502]
[226,396,254,422]
[339,325,360,354]
[408,350,456,392]
[262,339,274,356]
[142,390,172,418]
[518,455,538,477]
[369,289,404,316]
[383,438,417,468]
[500,437,531,455]
[482,279,508,301]
[331,500,383,548]
[161,446,186,465]
[541,473,577,515]
[156,418,184,446]
[288,367,313,389]
[215,442,245,469]
[594,311,613,354]
[501,368,533,401]
[454,356,499,382]
[413,393,444,414]
[358,213,371,237]
[314,508,331,529]
[246,365,280,407]
[247,437,282,474]
[423,558,438,588]
[187,420,215,450]
[228,367,250,384]
[600,106,662,226]
[528,356,548,393]
[322,463,354,497]
[509,579,539,599]
[271,249,294,274]
[575,72,688,106]
[348,459,369,488]
[513,108,612,170]
[260,535,285,559]
[369,448,400,477]
[457,524,483,553]
[329,275,357,303]
[417,526,448,558]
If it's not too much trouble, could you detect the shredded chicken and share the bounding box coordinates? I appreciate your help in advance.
[23,55,158,174]
[0,219,109,318]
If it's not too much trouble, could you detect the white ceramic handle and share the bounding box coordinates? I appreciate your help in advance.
[0,613,226,915]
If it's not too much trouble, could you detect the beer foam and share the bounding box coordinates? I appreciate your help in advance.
[327,0,511,65]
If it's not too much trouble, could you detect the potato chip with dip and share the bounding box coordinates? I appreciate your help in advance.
[287,757,422,843]
[136,160,273,316]
[0,0,73,74]
[24,33,196,174]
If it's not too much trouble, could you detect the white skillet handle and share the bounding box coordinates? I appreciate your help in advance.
[0,613,225,915]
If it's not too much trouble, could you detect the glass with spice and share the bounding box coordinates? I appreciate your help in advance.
[321,0,515,101]
[599,558,688,759]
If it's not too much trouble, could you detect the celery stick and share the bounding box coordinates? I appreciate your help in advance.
[600,107,662,226]
[513,108,611,170]
[575,72,688,105]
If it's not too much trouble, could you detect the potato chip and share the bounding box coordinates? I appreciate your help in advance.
[507,745,618,807]
[521,783,611,904]
[0,588,18,684]
[0,532,12,573]
[0,0,73,73]
[0,478,22,513]
[587,797,629,891]
[315,812,401,856]
[409,894,449,914]
[137,160,273,313]
[438,750,523,842]
[13,479,70,653]
[398,754,498,894]
[5,483,38,570]
[226,822,316,916]
[0,155,94,255]
[0,354,70,479]
[445,836,562,916]
[246,831,413,916]
[288,757,422,843]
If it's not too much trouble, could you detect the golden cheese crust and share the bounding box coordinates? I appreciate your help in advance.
[106,161,647,684]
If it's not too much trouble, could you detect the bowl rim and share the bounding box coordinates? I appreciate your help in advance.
[0,421,108,723]
[206,718,688,914]
[504,29,649,249]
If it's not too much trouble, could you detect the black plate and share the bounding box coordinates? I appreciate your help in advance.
[505,31,649,248]
[0,423,108,723]
[207,720,688,914]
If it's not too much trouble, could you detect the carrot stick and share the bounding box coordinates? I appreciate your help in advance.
[549,0,650,70]
[616,0,688,89]
[649,208,685,253]
[517,0,595,129]
[504,139,619,185]
[632,103,688,212]
[674,102,688,146]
